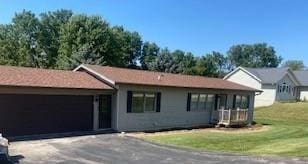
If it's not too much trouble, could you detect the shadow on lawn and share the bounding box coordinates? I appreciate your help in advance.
[252,121,272,126]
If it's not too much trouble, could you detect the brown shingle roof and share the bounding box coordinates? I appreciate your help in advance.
[0,65,112,90]
[82,64,259,92]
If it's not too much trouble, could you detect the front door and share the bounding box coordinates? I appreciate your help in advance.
[211,94,228,123]
[99,95,112,129]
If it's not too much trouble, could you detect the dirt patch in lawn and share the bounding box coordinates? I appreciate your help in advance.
[127,125,270,138]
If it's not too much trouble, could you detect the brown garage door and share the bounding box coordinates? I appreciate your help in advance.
[0,94,93,137]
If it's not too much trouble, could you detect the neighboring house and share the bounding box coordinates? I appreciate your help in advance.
[224,66,308,107]
[0,65,258,137]
[293,71,308,101]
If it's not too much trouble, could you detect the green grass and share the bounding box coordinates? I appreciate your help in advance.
[142,102,308,157]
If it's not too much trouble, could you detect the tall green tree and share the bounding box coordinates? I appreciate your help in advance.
[227,43,282,69]
[0,9,289,78]
[57,14,116,69]
[148,48,176,73]
[171,50,186,73]
[211,51,227,77]
[191,54,219,77]
[12,10,44,67]
[281,60,305,71]
[140,42,160,69]
[148,49,197,74]
[110,26,142,68]
[181,52,196,75]
[0,24,20,65]
[39,9,73,68]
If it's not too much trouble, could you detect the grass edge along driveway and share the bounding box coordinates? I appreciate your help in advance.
[140,102,308,157]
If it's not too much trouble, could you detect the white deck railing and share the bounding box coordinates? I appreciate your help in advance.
[218,108,248,126]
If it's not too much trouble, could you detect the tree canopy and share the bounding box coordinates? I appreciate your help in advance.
[227,43,283,69]
[0,9,286,77]
[281,60,305,71]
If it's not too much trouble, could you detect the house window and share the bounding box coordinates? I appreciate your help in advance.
[189,93,215,111]
[278,83,293,94]
[282,83,286,93]
[198,94,207,110]
[279,82,290,93]
[206,94,215,110]
[130,92,159,113]
[191,94,199,111]
[132,93,145,113]
[234,95,250,109]
[144,93,156,112]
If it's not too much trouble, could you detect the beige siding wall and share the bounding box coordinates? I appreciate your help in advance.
[225,69,262,89]
[114,84,255,132]
[276,75,297,101]
[299,87,308,101]
[256,84,277,107]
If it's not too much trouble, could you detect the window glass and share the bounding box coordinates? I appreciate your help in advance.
[145,93,156,112]
[206,94,215,110]
[132,93,144,113]
[282,83,286,93]
[190,93,217,111]
[235,95,242,109]
[191,94,199,111]
[218,95,227,110]
[241,96,248,109]
[234,95,250,109]
[198,94,207,110]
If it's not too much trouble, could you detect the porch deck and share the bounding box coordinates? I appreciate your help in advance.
[217,108,249,126]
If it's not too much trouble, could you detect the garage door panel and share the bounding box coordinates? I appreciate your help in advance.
[0,94,93,137]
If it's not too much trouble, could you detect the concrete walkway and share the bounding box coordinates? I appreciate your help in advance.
[8,134,307,164]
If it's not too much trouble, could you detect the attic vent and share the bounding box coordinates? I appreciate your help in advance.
[158,74,164,80]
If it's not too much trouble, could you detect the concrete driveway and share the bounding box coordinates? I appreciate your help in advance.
[8,134,307,164]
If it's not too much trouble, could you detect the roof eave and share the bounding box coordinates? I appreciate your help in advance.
[0,84,113,90]
[223,66,262,82]
[116,82,260,92]
[74,64,116,87]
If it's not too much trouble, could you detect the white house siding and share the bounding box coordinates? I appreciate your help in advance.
[225,69,262,90]
[256,84,277,107]
[224,69,275,107]
[276,75,297,101]
[299,87,308,101]
[114,84,255,132]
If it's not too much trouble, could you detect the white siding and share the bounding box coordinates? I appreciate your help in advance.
[225,69,262,89]
[256,84,276,107]
[224,69,274,107]
[299,87,308,101]
[114,84,255,132]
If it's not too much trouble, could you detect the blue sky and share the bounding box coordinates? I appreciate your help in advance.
[1,0,308,65]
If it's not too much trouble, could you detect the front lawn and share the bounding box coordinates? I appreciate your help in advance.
[141,102,308,157]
